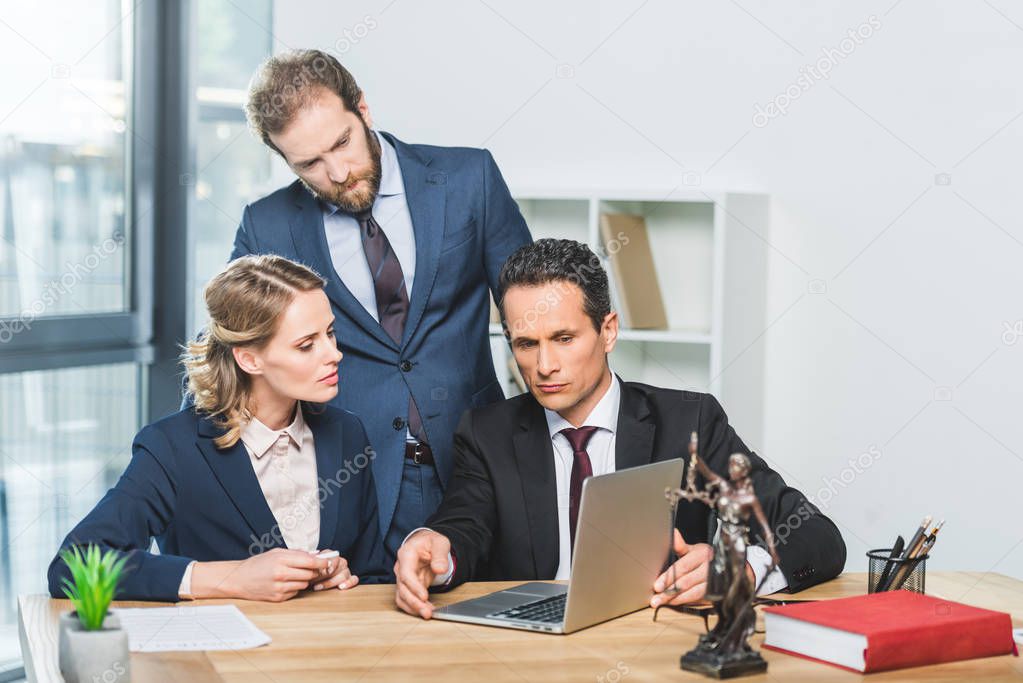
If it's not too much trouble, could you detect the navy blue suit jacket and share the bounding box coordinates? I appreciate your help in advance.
[48,405,391,602]
[229,132,531,536]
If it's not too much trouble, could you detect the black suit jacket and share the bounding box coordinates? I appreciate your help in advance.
[427,379,846,593]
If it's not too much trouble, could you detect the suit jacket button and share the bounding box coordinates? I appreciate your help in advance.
[400,360,413,372]
[392,417,405,430]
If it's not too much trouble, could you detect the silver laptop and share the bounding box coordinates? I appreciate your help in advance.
[433,458,683,634]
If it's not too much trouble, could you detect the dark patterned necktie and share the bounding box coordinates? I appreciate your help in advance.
[560,426,599,555]
[354,208,426,444]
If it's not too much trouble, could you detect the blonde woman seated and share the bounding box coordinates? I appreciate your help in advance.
[48,255,391,601]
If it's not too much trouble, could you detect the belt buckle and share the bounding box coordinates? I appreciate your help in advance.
[412,442,425,465]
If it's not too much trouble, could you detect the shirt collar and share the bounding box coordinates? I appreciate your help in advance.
[240,404,309,459]
[321,129,402,216]
[544,373,621,440]
[375,130,403,197]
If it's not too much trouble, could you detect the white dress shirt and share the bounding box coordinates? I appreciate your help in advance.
[178,406,321,598]
[544,374,622,579]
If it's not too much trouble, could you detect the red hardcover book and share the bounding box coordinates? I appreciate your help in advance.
[762,590,1017,673]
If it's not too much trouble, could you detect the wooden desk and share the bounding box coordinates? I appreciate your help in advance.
[19,572,1023,682]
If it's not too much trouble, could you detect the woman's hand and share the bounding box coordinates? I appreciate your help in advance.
[308,549,360,591]
[191,548,331,602]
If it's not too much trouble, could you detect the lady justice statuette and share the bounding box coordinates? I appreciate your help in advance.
[664,432,780,678]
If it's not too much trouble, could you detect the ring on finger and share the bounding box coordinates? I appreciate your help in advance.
[664,576,687,595]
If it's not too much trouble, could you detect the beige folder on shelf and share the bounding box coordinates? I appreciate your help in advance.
[599,212,668,329]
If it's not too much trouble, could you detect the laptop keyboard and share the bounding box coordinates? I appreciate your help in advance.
[489,593,567,624]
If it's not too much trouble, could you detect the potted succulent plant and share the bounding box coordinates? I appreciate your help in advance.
[57,545,132,683]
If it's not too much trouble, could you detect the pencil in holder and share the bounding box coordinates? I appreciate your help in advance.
[867,548,927,594]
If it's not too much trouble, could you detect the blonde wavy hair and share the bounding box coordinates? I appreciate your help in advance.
[182,255,328,449]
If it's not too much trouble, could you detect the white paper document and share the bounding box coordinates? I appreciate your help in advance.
[112,605,272,652]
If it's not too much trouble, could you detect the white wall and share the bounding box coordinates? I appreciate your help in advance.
[273,1,1023,579]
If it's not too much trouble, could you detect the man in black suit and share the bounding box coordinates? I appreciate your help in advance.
[394,239,845,619]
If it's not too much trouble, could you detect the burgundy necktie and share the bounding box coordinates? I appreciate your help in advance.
[560,426,599,555]
[354,208,426,443]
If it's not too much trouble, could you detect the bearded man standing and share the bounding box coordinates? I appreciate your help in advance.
[235,49,531,557]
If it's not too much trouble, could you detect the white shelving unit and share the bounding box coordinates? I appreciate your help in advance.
[491,188,770,450]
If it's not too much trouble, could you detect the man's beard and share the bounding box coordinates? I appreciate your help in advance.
[302,119,382,214]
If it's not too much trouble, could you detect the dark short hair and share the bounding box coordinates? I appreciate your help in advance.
[498,239,611,332]
[245,49,363,156]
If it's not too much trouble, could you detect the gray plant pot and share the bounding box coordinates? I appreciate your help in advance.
[58,611,132,683]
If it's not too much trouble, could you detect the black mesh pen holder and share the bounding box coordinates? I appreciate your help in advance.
[867,548,927,594]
